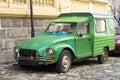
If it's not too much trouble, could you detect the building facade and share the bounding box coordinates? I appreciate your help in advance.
[0,0,110,63]
[0,0,109,18]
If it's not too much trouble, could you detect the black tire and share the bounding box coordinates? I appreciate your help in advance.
[98,48,108,64]
[56,50,72,73]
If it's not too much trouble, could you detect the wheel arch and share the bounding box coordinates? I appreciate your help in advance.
[53,44,77,63]
[104,46,109,51]
[62,47,76,62]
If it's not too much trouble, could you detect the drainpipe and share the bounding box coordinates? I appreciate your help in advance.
[30,0,35,38]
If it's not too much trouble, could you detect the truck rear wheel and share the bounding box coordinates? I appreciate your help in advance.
[98,48,108,64]
[56,50,72,73]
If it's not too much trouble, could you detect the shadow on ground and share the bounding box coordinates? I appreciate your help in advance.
[4,58,99,73]
[109,53,120,57]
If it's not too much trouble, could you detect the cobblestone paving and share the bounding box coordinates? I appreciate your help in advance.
[0,54,120,80]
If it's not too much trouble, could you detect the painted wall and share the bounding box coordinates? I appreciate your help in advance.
[0,0,110,18]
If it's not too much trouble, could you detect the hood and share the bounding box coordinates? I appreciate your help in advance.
[17,32,74,50]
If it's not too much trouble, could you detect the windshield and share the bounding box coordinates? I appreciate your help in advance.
[46,22,77,34]
[115,27,120,35]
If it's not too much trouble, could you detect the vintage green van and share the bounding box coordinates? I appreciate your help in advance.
[14,13,115,73]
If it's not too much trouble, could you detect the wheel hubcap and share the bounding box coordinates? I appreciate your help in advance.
[103,50,108,61]
[62,55,70,68]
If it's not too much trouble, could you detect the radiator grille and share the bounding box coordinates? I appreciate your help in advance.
[19,49,37,57]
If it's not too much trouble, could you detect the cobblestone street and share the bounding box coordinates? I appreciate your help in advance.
[0,54,120,80]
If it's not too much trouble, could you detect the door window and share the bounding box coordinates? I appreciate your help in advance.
[77,22,89,35]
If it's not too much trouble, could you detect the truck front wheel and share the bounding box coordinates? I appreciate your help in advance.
[98,48,108,64]
[56,50,72,73]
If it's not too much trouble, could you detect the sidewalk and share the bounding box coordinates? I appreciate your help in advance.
[0,56,120,80]
[0,50,15,63]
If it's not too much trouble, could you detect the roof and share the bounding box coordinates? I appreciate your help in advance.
[58,12,114,19]
[52,12,114,22]
[93,13,114,19]
[58,12,93,18]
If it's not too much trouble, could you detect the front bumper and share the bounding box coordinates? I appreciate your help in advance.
[18,56,54,66]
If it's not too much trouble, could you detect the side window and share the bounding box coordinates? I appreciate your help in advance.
[95,19,106,32]
[77,22,89,35]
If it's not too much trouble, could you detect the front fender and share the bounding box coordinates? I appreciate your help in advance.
[50,43,77,62]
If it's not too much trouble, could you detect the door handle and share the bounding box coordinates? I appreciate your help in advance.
[88,38,92,40]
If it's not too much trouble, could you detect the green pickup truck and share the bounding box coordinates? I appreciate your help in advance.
[14,13,115,73]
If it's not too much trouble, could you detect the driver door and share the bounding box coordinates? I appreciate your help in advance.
[75,22,92,59]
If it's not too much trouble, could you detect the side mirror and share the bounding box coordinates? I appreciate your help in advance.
[79,33,83,37]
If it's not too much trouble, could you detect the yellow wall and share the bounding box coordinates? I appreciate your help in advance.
[0,0,110,18]
[71,0,91,12]
[93,1,108,13]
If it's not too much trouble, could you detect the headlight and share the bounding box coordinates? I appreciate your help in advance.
[14,46,20,53]
[14,46,20,60]
[47,48,54,54]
